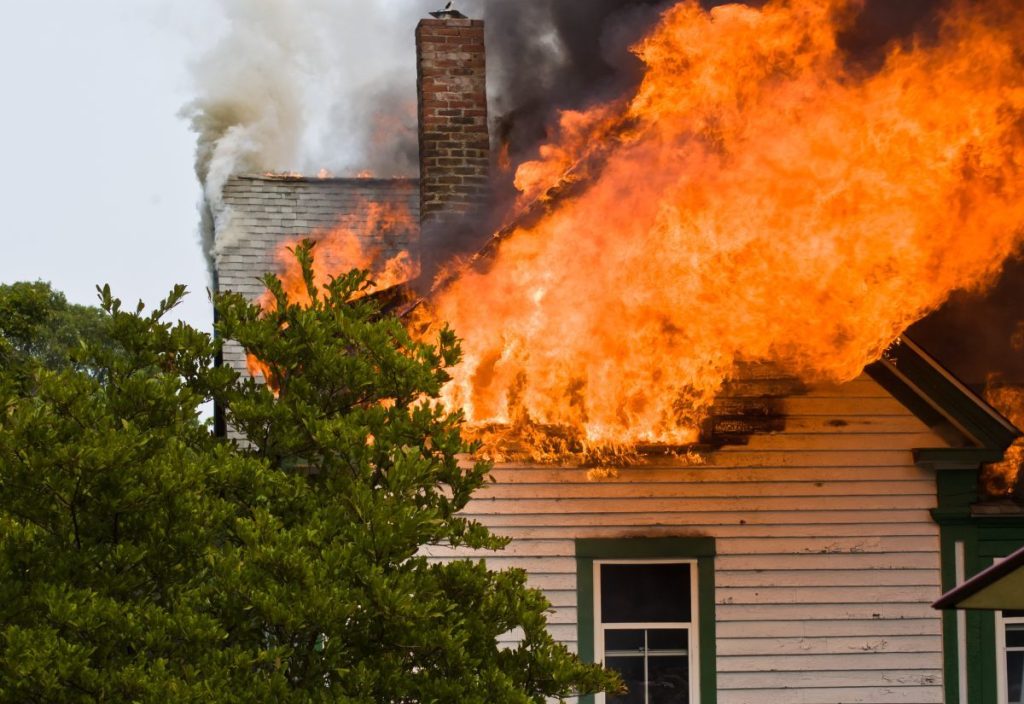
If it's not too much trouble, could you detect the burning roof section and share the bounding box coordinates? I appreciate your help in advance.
[215,174,418,382]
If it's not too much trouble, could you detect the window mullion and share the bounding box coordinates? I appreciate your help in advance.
[643,629,649,704]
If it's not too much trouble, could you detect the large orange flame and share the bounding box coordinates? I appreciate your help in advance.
[983,379,1024,497]
[418,0,1024,445]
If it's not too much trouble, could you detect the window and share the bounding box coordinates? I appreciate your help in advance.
[576,538,716,704]
[596,561,696,703]
[1001,610,1024,704]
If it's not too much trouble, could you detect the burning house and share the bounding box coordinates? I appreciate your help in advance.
[209,2,1024,702]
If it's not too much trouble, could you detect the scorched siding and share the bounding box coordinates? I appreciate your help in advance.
[427,373,946,704]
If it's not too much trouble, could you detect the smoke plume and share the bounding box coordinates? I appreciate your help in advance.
[182,0,433,270]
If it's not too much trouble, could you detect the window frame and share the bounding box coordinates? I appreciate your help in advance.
[576,538,716,704]
[594,558,699,703]
[997,610,1024,704]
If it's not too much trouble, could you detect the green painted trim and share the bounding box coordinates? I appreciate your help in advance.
[934,468,1024,703]
[696,554,717,702]
[577,553,595,677]
[575,538,717,704]
[914,448,1005,468]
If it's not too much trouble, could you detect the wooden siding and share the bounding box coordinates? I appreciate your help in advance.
[427,374,948,704]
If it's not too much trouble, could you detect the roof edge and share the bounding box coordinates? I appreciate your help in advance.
[867,336,1021,452]
[232,174,419,186]
[933,543,1024,610]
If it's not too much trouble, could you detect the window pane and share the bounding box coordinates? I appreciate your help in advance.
[606,629,645,652]
[601,563,692,623]
[648,655,689,703]
[1009,650,1024,704]
[1008,625,1024,649]
[1005,610,1024,618]
[648,628,688,652]
[607,656,645,704]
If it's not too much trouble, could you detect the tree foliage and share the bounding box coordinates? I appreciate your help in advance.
[0,247,620,703]
[0,281,107,378]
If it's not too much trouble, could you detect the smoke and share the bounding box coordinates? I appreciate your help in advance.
[470,0,950,173]
[182,0,433,270]
[471,0,674,170]
[910,253,1024,385]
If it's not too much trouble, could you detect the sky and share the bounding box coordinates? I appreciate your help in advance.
[0,0,450,333]
[0,2,242,333]
[0,0,221,329]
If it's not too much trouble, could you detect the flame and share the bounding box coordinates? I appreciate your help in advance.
[414,0,1024,446]
[983,379,1024,497]
[246,199,417,387]
[317,168,334,179]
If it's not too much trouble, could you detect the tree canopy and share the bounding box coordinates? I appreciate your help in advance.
[0,281,107,377]
[0,248,619,703]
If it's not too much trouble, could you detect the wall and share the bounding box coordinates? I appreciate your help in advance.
[426,374,949,704]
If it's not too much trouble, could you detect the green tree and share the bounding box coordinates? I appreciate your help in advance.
[0,281,107,379]
[0,248,620,703]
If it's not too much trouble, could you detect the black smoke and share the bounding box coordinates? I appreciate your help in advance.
[475,0,950,169]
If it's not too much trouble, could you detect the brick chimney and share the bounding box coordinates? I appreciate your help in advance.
[415,15,490,227]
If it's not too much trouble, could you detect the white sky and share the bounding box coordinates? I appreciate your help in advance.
[0,0,451,332]
[0,2,229,332]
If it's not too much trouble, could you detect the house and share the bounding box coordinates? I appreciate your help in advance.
[212,11,1024,704]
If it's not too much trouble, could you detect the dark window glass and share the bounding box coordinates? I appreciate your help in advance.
[1008,624,1024,648]
[606,629,645,652]
[607,656,645,704]
[1009,651,1023,704]
[1005,610,1024,618]
[648,655,689,703]
[601,563,691,623]
[648,628,688,652]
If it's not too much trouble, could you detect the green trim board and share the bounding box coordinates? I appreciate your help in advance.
[933,469,1024,704]
[914,448,1007,469]
[575,538,717,704]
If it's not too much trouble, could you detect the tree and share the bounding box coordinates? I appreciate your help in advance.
[0,247,620,703]
[0,281,107,378]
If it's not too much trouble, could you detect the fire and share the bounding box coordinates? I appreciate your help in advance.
[415,0,1024,446]
[246,199,417,386]
[983,379,1024,497]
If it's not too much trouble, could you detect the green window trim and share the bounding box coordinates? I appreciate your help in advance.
[934,468,1024,703]
[576,537,717,704]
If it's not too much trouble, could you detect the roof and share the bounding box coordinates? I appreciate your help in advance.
[933,543,1024,610]
[210,177,1023,465]
[215,175,418,303]
[866,336,1022,463]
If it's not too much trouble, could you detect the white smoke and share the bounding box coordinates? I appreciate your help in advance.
[182,0,436,269]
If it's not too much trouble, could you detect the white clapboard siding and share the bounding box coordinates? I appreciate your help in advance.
[440,373,947,704]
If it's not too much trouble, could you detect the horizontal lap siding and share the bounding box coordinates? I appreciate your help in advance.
[438,376,946,704]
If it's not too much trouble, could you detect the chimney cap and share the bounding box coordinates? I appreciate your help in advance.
[429,2,466,19]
